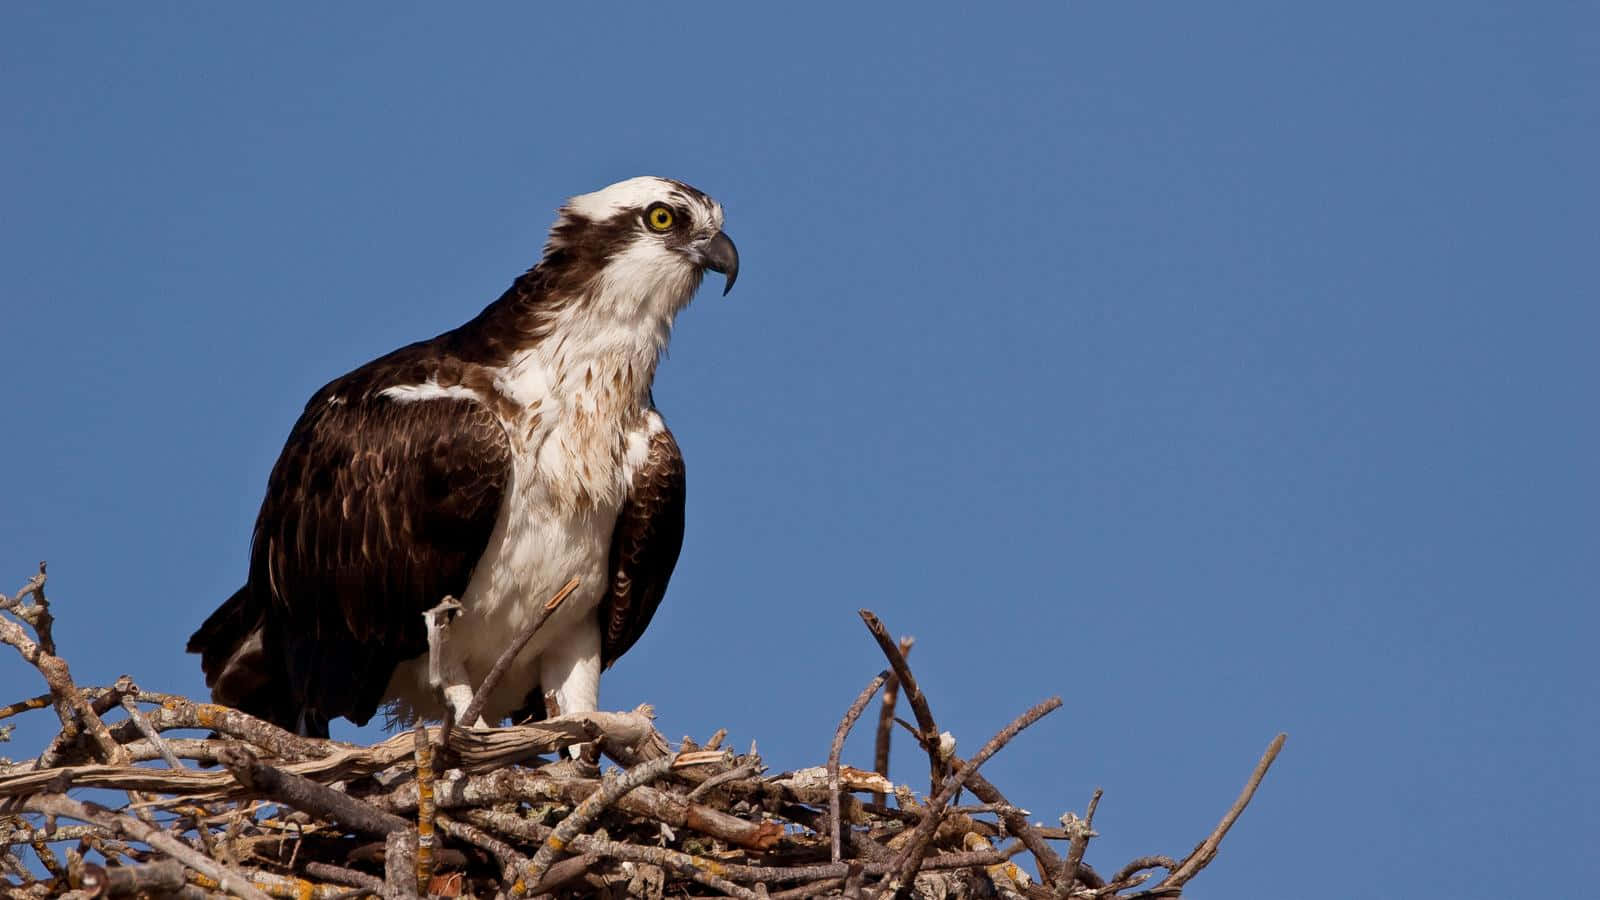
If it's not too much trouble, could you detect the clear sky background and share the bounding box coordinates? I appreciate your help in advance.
[3,3,1596,897]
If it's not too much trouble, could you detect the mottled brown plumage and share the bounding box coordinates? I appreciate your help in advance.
[603,427,687,665]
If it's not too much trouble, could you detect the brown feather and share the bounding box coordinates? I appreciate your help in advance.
[601,424,687,668]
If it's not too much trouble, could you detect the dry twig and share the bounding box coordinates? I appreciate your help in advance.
[524,753,678,886]
[1057,788,1102,897]
[859,610,946,793]
[457,577,580,729]
[893,696,1063,892]
[1156,733,1287,891]
[872,636,913,806]
[830,670,888,863]
[17,793,273,900]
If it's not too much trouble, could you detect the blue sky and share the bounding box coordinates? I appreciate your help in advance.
[3,3,1596,896]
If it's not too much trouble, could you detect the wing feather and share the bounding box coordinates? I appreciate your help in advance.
[250,388,510,728]
[601,422,686,667]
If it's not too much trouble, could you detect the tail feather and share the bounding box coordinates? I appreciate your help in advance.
[187,587,304,732]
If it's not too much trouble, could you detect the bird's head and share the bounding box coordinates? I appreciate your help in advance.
[540,176,739,320]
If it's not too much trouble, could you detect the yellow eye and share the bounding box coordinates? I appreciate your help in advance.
[646,205,675,232]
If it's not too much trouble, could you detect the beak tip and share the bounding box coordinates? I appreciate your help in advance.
[702,230,739,298]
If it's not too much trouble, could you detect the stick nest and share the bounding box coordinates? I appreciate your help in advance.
[1,563,1283,898]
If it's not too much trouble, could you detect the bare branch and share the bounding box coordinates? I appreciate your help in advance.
[893,696,1063,891]
[830,670,888,863]
[872,636,913,806]
[217,744,410,836]
[18,793,273,900]
[0,570,125,767]
[118,694,183,770]
[859,610,945,793]
[525,753,678,885]
[1057,788,1102,898]
[1158,733,1287,890]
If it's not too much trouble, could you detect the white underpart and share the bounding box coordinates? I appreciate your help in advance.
[384,371,674,727]
[387,406,671,726]
[383,180,707,726]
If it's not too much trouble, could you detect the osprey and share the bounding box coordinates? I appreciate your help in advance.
[187,176,738,737]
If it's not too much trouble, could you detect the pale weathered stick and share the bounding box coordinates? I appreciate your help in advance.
[476,807,1022,888]
[1056,787,1102,898]
[380,767,782,850]
[0,710,665,801]
[0,573,125,767]
[217,744,409,836]
[19,794,274,900]
[119,695,183,770]
[104,694,330,762]
[458,577,580,729]
[31,682,141,771]
[383,831,419,900]
[684,760,760,802]
[84,858,186,895]
[523,753,678,884]
[0,564,48,618]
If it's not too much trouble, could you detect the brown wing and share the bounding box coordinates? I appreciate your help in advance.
[600,421,686,667]
[241,385,509,732]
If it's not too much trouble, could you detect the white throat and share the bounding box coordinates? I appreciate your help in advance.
[491,268,695,510]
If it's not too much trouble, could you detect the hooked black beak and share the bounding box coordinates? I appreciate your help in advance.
[700,231,740,296]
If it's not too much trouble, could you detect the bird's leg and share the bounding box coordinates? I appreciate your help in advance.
[442,684,485,728]
[538,623,602,758]
[423,597,487,728]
